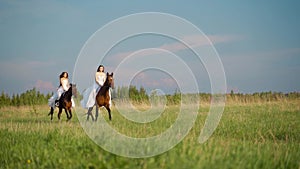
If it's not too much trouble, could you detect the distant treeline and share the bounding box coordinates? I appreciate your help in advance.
[0,88,52,108]
[113,86,300,105]
[1,86,299,107]
[113,85,182,105]
[226,91,300,103]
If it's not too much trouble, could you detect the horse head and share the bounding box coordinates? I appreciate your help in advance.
[70,83,78,98]
[106,72,114,89]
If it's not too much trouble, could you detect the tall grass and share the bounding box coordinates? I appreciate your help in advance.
[0,100,299,169]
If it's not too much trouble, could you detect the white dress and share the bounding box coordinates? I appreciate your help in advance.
[81,72,106,109]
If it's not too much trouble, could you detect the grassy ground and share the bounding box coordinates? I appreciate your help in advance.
[0,100,299,169]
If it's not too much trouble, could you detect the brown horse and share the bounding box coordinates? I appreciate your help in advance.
[48,84,77,121]
[87,72,114,121]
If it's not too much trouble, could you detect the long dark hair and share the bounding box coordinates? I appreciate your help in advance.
[59,72,68,86]
[97,65,105,72]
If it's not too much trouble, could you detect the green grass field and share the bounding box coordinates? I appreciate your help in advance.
[0,100,299,169]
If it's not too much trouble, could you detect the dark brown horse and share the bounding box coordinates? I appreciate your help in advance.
[48,84,77,121]
[87,72,114,121]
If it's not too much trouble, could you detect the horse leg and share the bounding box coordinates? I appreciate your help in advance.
[58,107,62,120]
[48,107,54,120]
[64,108,69,120]
[86,108,90,121]
[68,108,72,121]
[86,107,94,121]
[95,105,99,121]
[105,106,112,121]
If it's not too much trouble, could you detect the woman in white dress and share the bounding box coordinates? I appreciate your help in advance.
[81,65,106,115]
[48,72,74,109]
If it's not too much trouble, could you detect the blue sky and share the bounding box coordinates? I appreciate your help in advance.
[0,0,299,94]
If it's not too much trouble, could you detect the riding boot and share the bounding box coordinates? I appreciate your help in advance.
[55,100,59,107]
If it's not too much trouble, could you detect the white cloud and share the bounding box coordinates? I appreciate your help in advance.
[33,80,55,93]
[222,48,300,92]
[0,60,56,93]
[0,60,55,77]
[160,34,242,52]
[104,34,242,66]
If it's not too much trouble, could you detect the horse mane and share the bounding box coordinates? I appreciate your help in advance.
[98,73,112,95]
[103,74,110,87]
[99,82,110,94]
[60,84,73,101]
